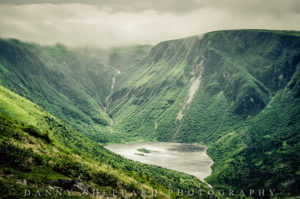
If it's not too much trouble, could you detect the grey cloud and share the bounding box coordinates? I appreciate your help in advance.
[1,0,300,15]
[0,1,299,47]
[212,0,300,14]
[0,0,204,13]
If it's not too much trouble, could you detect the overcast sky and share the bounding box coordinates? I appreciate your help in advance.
[0,0,299,47]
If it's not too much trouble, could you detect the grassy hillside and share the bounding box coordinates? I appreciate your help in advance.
[0,85,215,198]
[109,30,300,197]
[175,30,300,197]
[0,39,152,144]
[0,39,117,143]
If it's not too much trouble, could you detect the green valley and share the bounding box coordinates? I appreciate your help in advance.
[0,85,214,198]
[110,30,300,197]
[0,29,299,198]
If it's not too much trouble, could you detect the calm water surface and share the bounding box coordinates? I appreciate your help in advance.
[104,142,213,181]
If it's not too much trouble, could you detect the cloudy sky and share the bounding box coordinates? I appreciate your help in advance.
[0,0,299,47]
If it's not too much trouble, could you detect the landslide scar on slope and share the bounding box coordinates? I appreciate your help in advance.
[173,58,204,139]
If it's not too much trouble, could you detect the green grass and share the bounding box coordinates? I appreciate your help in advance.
[107,29,300,197]
[0,85,215,199]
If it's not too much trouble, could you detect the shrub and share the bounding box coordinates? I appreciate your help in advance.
[0,142,37,171]
[23,125,51,143]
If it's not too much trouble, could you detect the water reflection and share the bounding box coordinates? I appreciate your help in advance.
[104,142,213,181]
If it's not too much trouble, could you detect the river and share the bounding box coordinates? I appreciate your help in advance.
[104,142,213,181]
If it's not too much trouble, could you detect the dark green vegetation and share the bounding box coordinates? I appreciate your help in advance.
[109,30,300,197]
[0,85,214,198]
[0,29,299,198]
[0,39,150,144]
[137,148,151,153]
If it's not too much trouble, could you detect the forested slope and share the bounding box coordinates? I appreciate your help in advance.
[109,30,300,196]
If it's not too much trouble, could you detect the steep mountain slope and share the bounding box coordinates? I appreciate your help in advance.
[109,30,300,196]
[0,40,151,143]
[0,39,114,143]
[0,85,215,199]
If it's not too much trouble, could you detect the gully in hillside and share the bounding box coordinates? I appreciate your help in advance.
[104,69,121,113]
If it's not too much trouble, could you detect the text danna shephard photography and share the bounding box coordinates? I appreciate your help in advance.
[23,187,276,198]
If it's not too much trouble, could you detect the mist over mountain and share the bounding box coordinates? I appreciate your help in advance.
[0,0,299,47]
